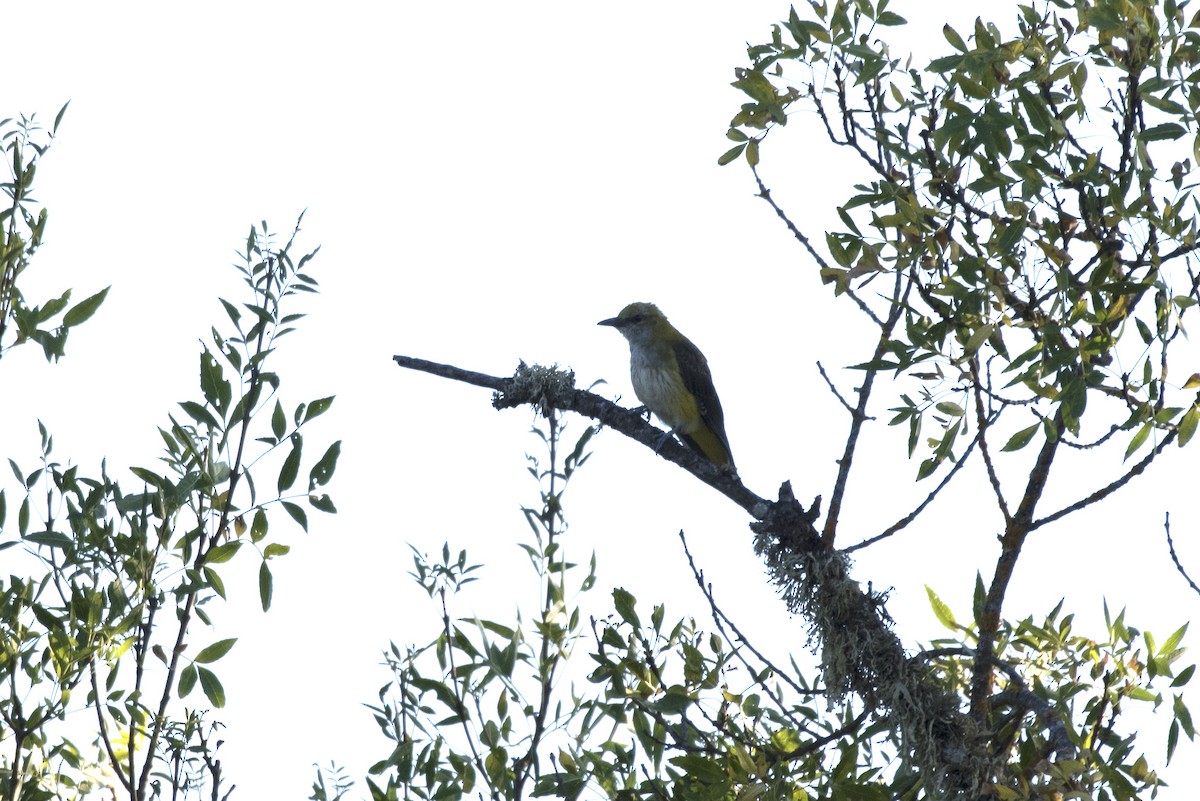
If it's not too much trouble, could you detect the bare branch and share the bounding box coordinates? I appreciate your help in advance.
[845,413,988,553]
[1031,431,1174,531]
[678,530,813,704]
[817,360,867,419]
[821,279,909,547]
[971,361,1011,525]
[393,356,772,519]
[971,410,1063,717]
[1164,512,1200,598]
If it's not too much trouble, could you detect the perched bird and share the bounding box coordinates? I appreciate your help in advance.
[598,302,734,467]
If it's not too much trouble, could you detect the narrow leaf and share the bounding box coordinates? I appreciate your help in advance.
[62,286,110,327]
[260,562,273,611]
[197,667,226,707]
[278,435,302,493]
[195,638,237,664]
[308,440,341,489]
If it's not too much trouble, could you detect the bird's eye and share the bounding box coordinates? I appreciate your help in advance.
[631,315,643,323]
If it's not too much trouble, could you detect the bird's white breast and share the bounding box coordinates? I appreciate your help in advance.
[629,347,691,431]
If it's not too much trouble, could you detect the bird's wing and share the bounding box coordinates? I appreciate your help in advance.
[673,337,734,465]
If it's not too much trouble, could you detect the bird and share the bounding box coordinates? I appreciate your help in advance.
[598,302,734,467]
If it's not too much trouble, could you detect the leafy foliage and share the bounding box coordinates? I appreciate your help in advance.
[0,212,338,800]
[727,0,1200,475]
[0,104,108,362]
[360,412,1193,801]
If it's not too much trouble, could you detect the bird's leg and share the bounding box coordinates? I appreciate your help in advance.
[653,428,675,453]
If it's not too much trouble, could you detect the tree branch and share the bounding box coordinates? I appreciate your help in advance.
[1031,430,1174,531]
[970,411,1062,718]
[393,356,772,519]
[844,414,989,553]
[1164,512,1200,598]
[971,360,1011,525]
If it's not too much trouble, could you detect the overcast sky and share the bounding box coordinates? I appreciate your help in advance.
[4,2,1199,798]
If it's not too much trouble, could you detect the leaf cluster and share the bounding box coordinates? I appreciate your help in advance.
[727,0,1200,473]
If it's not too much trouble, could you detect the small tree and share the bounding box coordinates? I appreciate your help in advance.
[0,111,340,800]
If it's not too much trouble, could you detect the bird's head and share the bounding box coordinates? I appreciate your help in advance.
[597,302,669,347]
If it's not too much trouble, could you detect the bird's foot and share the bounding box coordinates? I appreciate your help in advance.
[653,428,674,454]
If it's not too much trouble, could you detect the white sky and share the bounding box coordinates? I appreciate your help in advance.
[4,1,1199,798]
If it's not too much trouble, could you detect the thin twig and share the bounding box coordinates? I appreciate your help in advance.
[1164,512,1200,597]
[678,531,811,701]
[844,415,989,553]
[971,360,1011,525]
[821,277,909,547]
[88,660,132,794]
[1031,430,1174,531]
[817,361,861,417]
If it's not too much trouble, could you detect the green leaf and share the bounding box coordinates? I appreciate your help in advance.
[972,573,986,626]
[943,24,967,52]
[220,298,242,326]
[251,508,268,542]
[206,541,242,564]
[732,70,778,105]
[25,530,72,548]
[926,586,958,631]
[1141,123,1186,142]
[1161,623,1188,656]
[197,666,226,707]
[37,290,71,323]
[271,400,286,441]
[179,664,198,697]
[308,440,341,489]
[205,566,226,599]
[1179,406,1199,447]
[1001,423,1039,452]
[1172,665,1194,693]
[876,10,906,25]
[278,435,302,493]
[62,286,110,327]
[935,401,964,417]
[962,323,995,356]
[1124,423,1151,460]
[303,396,335,423]
[309,493,337,513]
[179,400,221,431]
[717,143,746,166]
[260,562,273,611]
[263,543,290,558]
[195,638,237,664]
[282,501,308,532]
[200,349,231,415]
[613,587,640,629]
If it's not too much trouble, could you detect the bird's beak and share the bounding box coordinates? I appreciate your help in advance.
[597,316,622,327]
